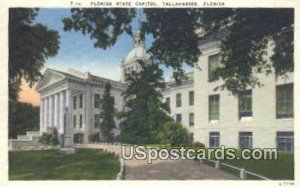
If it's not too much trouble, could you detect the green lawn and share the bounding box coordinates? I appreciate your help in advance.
[9,149,120,180]
[220,152,294,180]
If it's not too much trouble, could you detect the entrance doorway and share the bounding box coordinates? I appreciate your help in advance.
[73,133,84,144]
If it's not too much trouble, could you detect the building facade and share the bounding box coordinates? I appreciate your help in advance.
[36,31,294,151]
[190,33,293,151]
[36,69,126,146]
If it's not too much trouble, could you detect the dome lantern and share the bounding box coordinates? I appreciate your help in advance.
[120,30,151,83]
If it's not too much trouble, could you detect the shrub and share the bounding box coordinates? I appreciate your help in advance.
[180,143,191,148]
[157,121,189,147]
[39,132,59,146]
[49,135,59,145]
[192,141,205,149]
[88,132,100,143]
[39,133,49,145]
[39,127,59,146]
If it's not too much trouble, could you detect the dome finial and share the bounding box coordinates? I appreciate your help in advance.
[134,30,143,47]
[134,9,144,48]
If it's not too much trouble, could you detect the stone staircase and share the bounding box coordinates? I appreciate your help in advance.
[9,131,42,150]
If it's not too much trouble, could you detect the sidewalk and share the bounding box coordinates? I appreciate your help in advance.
[124,158,238,180]
[75,143,238,180]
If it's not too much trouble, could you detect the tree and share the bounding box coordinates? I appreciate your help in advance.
[9,8,60,100]
[117,61,171,144]
[9,101,39,138]
[201,8,294,94]
[141,9,201,79]
[63,8,202,81]
[99,83,115,141]
[62,8,136,49]
[63,8,293,94]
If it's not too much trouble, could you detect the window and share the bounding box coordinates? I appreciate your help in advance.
[166,97,170,110]
[94,114,100,128]
[73,115,76,128]
[176,93,181,107]
[189,91,194,105]
[73,96,77,109]
[79,114,83,128]
[276,84,293,119]
[209,132,220,148]
[79,94,83,108]
[239,132,253,149]
[189,113,194,127]
[239,90,252,118]
[208,54,220,82]
[209,95,220,121]
[176,114,182,124]
[277,132,294,151]
[94,94,101,108]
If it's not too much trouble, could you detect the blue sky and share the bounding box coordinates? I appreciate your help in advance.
[35,8,185,81]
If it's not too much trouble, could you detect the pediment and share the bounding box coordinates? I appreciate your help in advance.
[36,69,65,91]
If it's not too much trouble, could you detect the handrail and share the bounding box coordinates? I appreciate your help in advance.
[245,170,270,180]
[200,159,270,180]
[117,157,125,180]
[220,162,242,171]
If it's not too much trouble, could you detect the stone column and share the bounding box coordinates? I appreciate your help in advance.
[39,99,44,133]
[49,95,53,127]
[59,91,65,134]
[44,97,48,130]
[66,90,71,109]
[65,89,72,129]
[64,89,72,147]
[54,93,59,129]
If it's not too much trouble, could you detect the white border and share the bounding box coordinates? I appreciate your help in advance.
[0,0,299,187]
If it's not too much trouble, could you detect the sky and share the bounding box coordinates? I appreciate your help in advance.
[18,8,191,106]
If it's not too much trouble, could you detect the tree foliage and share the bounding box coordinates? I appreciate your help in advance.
[63,8,293,94]
[117,61,171,144]
[9,8,60,100]
[9,101,39,138]
[201,8,294,94]
[99,83,115,140]
[63,8,202,81]
[63,8,136,49]
[141,9,202,79]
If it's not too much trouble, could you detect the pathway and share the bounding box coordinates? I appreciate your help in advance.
[75,143,238,180]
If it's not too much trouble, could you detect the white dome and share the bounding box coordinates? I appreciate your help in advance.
[123,46,151,64]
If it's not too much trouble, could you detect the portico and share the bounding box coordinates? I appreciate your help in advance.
[39,89,72,135]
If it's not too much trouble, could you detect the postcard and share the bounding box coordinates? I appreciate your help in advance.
[0,0,299,187]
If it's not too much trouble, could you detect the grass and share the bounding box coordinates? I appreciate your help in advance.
[202,149,294,180]
[9,149,120,180]
[220,152,294,180]
[145,144,294,180]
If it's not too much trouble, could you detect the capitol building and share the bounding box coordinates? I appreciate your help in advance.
[31,30,294,151]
